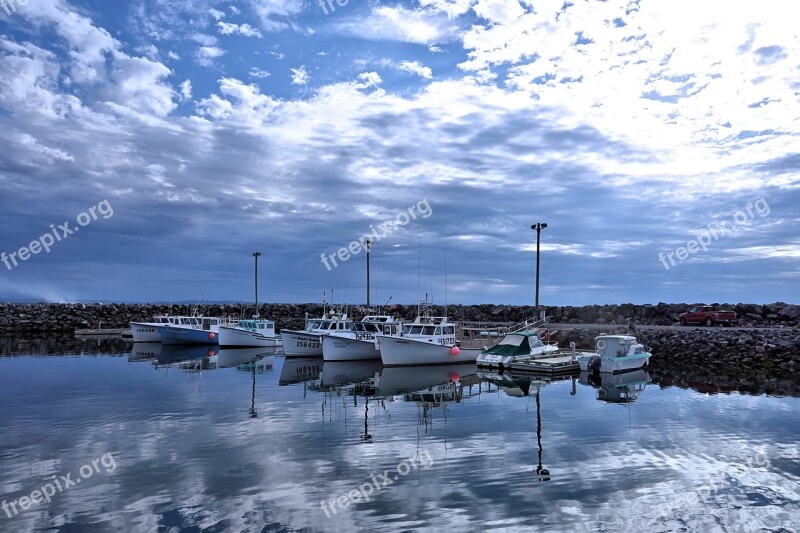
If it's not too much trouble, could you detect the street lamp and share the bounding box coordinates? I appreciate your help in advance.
[252,251,261,319]
[364,239,373,309]
[531,223,547,320]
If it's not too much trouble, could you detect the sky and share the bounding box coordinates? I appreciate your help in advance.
[0,0,798,306]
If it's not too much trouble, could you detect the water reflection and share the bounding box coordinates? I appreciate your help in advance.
[578,369,651,403]
[1,343,799,532]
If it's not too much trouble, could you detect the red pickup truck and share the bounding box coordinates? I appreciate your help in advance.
[679,306,738,326]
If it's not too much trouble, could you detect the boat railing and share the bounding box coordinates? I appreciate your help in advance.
[509,315,551,334]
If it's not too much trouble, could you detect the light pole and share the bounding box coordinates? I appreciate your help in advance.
[531,223,547,320]
[364,239,373,308]
[252,251,261,318]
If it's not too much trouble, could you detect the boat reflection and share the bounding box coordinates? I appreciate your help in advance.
[578,369,651,403]
[154,344,218,367]
[128,343,160,362]
[278,357,323,386]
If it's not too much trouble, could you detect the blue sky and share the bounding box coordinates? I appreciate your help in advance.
[0,0,798,305]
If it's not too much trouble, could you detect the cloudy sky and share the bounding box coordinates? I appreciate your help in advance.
[0,0,797,306]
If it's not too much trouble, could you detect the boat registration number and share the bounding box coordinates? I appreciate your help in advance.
[296,341,320,348]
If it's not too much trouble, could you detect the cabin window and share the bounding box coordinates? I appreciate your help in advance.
[434,327,442,335]
[423,326,436,335]
[445,326,454,335]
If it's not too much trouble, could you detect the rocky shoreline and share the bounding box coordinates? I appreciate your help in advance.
[0,301,799,334]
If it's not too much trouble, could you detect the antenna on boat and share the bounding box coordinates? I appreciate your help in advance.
[252,251,261,319]
[417,237,422,317]
[443,238,448,319]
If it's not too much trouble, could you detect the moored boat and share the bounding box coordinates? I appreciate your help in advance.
[160,316,236,345]
[577,335,652,374]
[378,315,481,366]
[476,326,559,368]
[219,319,282,347]
[130,315,174,342]
[321,315,402,361]
[281,312,353,357]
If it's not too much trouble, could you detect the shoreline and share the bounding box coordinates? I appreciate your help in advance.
[0,301,798,334]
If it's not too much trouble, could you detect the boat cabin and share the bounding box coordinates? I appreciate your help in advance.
[482,331,547,357]
[594,335,648,357]
[306,315,354,332]
[239,319,276,333]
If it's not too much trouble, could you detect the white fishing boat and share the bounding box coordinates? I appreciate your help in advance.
[577,335,652,374]
[321,315,402,361]
[160,316,238,345]
[476,318,559,368]
[378,315,482,366]
[219,319,281,347]
[281,312,354,357]
[130,315,175,342]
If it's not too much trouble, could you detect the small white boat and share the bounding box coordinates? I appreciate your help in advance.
[281,312,353,357]
[321,315,402,361]
[577,335,652,374]
[160,316,237,345]
[130,315,175,342]
[476,329,559,368]
[378,315,481,366]
[218,319,282,347]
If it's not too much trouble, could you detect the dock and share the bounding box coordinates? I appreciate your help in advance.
[74,328,131,338]
[506,353,581,375]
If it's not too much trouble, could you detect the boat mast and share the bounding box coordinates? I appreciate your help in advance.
[252,251,261,319]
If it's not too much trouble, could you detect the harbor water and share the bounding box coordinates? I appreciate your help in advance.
[0,342,798,532]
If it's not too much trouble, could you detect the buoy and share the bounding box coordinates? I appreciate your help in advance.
[449,346,460,356]
[209,332,216,340]
[450,373,460,382]
[208,349,215,356]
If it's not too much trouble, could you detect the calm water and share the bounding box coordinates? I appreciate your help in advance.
[0,342,798,532]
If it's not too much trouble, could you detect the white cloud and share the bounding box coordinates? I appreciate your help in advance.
[398,60,433,79]
[336,6,459,45]
[196,45,225,66]
[290,65,309,85]
[209,8,225,20]
[473,0,525,25]
[249,0,303,32]
[217,22,263,38]
[179,80,192,101]
[249,67,271,79]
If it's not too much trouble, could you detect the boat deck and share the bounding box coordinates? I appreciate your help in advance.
[506,354,581,375]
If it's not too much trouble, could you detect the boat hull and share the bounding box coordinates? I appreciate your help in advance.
[218,326,282,348]
[160,326,219,345]
[130,322,163,343]
[476,345,560,368]
[322,335,382,361]
[379,336,482,366]
[577,353,651,373]
[281,331,323,357]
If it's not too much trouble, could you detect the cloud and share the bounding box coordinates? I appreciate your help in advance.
[179,80,192,101]
[249,0,303,32]
[217,22,263,38]
[249,67,271,79]
[398,60,433,79]
[290,65,309,85]
[196,45,225,66]
[335,6,459,45]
